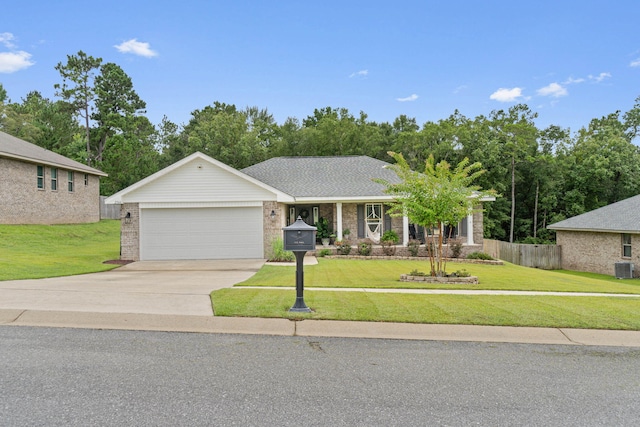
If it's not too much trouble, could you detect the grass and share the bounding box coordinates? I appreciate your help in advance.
[211,257,640,329]
[236,258,640,294]
[211,289,640,330]
[0,220,121,280]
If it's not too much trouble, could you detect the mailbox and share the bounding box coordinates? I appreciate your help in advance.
[283,217,317,252]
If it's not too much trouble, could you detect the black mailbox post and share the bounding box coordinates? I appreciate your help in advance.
[283,216,316,312]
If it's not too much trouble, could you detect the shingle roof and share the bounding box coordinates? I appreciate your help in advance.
[548,194,640,233]
[0,131,106,176]
[241,156,400,199]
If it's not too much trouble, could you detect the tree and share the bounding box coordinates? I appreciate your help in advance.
[377,152,495,276]
[54,50,102,165]
[92,62,146,162]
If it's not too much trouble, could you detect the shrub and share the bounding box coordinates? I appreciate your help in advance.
[268,238,295,262]
[381,230,399,243]
[451,269,470,277]
[335,240,352,255]
[449,238,463,258]
[358,239,372,256]
[317,249,332,257]
[409,269,426,276]
[466,251,494,260]
[407,239,421,257]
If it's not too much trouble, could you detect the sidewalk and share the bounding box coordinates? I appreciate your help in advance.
[2,308,640,348]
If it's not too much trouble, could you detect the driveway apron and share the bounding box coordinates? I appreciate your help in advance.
[0,260,264,316]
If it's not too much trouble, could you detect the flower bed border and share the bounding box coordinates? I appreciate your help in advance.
[400,274,479,284]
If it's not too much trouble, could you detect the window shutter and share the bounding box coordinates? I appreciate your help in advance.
[384,205,392,233]
[357,204,365,238]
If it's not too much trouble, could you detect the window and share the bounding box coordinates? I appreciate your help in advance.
[37,165,44,189]
[622,234,632,258]
[365,203,383,242]
[51,168,58,191]
[84,173,89,186]
[68,171,74,192]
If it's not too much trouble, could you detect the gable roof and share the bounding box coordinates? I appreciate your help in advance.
[105,151,293,204]
[241,156,400,201]
[548,194,640,233]
[0,130,106,176]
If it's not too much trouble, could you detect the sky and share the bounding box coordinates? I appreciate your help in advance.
[1,1,639,134]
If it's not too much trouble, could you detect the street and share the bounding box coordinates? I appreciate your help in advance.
[1,326,639,426]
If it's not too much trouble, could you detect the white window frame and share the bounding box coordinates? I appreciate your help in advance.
[68,171,74,192]
[51,168,58,191]
[622,234,632,258]
[37,165,44,189]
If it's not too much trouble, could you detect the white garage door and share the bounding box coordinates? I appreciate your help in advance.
[140,207,264,260]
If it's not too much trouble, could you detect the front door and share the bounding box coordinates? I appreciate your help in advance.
[289,205,319,226]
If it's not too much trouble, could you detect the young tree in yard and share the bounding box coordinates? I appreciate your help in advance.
[377,152,495,277]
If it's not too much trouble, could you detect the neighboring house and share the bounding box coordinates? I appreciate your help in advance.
[548,194,640,277]
[106,152,492,261]
[0,131,107,224]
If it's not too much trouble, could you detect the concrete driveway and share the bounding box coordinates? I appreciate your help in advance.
[0,260,264,316]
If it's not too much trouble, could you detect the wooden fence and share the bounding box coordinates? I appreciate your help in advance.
[483,239,562,270]
[100,196,120,220]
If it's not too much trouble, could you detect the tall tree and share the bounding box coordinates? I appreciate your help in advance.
[54,51,102,165]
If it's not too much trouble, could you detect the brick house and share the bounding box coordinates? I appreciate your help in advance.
[106,152,492,261]
[548,194,640,277]
[0,131,106,224]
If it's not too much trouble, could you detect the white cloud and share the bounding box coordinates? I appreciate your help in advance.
[114,38,158,58]
[453,85,468,94]
[563,76,586,84]
[489,87,524,102]
[396,94,418,102]
[349,69,368,78]
[0,51,34,73]
[588,72,611,83]
[631,58,640,67]
[0,32,16,48]
[537,82,568,98]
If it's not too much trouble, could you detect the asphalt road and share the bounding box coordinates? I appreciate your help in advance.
[1,326,639,426]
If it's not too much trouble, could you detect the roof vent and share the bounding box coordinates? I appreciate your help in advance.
[614,262,634,279]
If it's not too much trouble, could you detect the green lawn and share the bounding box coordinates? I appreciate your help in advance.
[211,288,640,330]
[236,258,640,294]
[0,220,121,280]
[212,258,640,329]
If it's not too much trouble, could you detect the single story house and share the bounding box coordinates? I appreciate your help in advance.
[106,152,492,261]
[0,131,107,224]
[548,194,640,277]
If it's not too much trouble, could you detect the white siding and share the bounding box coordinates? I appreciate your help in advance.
[140,207,264,260]
[122,158,276,204]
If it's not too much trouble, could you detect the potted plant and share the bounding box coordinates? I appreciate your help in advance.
[316,217,331,246]
[343,228,351,240]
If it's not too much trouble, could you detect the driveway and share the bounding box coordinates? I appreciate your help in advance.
[0,260,264,316]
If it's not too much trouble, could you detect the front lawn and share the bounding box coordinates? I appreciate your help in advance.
[211,288,640,330]
[0,220,120,280]
[212,258,640,329]
[236,258,640,294]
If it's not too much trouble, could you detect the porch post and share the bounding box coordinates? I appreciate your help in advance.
[466,213,474,245]
[336,202,343,240]
[403,214,409,246]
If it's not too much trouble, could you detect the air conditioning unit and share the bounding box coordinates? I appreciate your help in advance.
[614,262,634,279]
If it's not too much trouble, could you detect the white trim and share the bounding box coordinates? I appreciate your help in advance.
[140,201,263,209]
[336,202,343,240]
[105,152,294,204]
[466,214,474,245]
[293,196,395,203]
[403,215,409,246]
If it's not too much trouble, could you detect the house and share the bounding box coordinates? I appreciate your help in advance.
[0,131,107,224]
[106,152,492,261]
[548,194,640,277]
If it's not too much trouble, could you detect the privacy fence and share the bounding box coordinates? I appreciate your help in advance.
[483,239,562,270]
[100,196,120,220]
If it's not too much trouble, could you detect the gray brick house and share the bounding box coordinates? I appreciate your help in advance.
[548,194,640,277]
[0,131,107,224]
[107,152,492,261]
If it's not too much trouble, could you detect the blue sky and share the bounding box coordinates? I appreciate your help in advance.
[1,1,639,134]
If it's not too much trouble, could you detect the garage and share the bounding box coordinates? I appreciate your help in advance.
[140,207,264,260]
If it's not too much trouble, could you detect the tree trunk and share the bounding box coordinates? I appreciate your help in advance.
[533,180,539,238]
[510,155,515,243]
